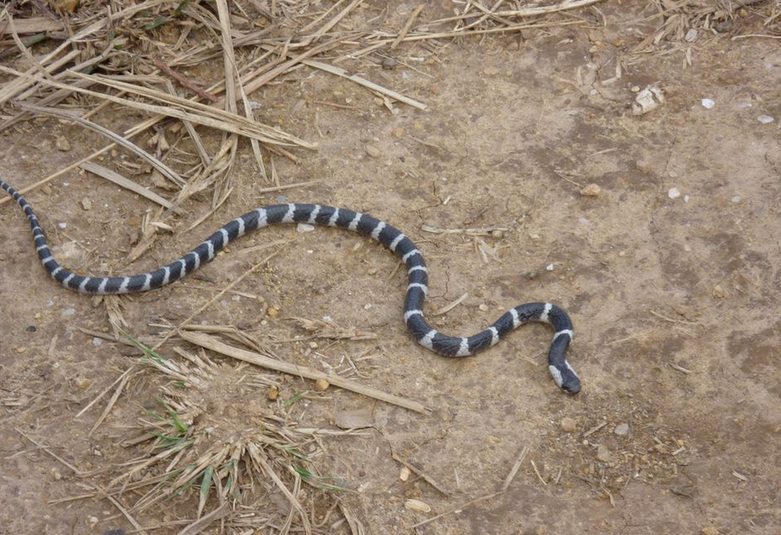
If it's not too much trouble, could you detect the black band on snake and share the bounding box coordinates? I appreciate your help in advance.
[1,179,580,393]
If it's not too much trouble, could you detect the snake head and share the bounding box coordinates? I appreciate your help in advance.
[561,373,581,394]
[549,363,581,394]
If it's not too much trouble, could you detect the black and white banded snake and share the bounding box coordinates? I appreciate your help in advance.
[1,179,581,393]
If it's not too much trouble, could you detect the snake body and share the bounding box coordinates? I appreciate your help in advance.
[1,179,580,393]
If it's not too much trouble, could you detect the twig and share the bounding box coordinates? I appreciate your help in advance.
[303,59,427,110]
[391,452,450,496]
[410,491,503,528]
[422,225,508,236]
[80,162,182,212]
[391,5,425,49]
[76,366,136,418]
[650,310,700,325]
[256,179,323,193]
[88,369,133,437]
[15,429,83,475]
[668,362,692,375]
[178,330,431,414]
[583,421,607,438]
[104,491,149,535]
[153,56,218,102]
[433,292,468,316]
[176,502,230,535]
[431,0,607,23]
[302,0,365,46]
[501,445,529,491]
[553,169,585,188]
[530,459,547,486]
[732,34,781,41]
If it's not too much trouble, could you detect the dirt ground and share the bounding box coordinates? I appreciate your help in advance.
[2,1,781,534]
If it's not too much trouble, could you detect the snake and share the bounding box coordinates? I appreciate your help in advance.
[1,179,580,393]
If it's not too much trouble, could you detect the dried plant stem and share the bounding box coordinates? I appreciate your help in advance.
[431,0,607,23]
[178,330,431,414]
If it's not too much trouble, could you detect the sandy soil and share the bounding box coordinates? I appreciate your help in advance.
[1,2,780,534]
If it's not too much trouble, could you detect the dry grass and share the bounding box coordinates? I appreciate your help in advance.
[629,0,781,63]
[68,335,360,534]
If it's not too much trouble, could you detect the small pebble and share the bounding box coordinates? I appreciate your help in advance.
[635,159,652,172]
[491,229,504,239]
[314,378,330,391]
[668,187,681,199]
[546,264,554,271]
[757,115,775,124]
[614,423,630,436]
[714,19,732,32]
[399,467,411,481]
[381,57,397,70]
[391,127,405,138]
[56,136,71,151]
[712,285,724,299]
[404,499,432,513]
[365,144,382,158]
[297,223,315,233]
[483,66,500,76]
[701,98,715,109]
[308,341,318,349]
[561,417,577,433]
[478,304,489,312]
[684,28,699,42]
[334,408,373,429]
[62,308,76,317]
[86,516,99,528]
[580,183,601,196]
[92,337,102,346]
[80,198,92,211]
[16,346,27,354]
[632,86,665,115]
[266,307,279,318]
[731,195,741,204]
[77,377,92,389]
[267,386,279,401]
[596,444,612,462]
